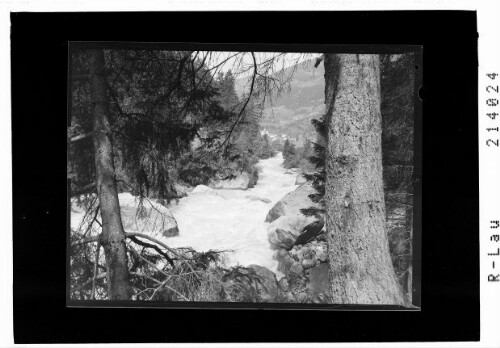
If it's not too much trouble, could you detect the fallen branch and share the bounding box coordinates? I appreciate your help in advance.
[83,204,100,238]
[150,278,189,301]
[130,271,161,284]
[125,232,190,263]
[71,273,106,293]
[126,232,199,278]
[128,235,174,267]
[128,244,170,278]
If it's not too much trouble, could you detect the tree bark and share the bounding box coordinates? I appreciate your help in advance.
[89,49,130,300]
[324,54,404,305]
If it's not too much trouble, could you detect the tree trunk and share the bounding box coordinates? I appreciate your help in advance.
[406,192,413,304]
[89,49,130,300]
[323,54,404,305]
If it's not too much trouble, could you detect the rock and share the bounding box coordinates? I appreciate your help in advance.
[301,258,316,269]
[245,195,272,204]
[278,277,289,292]
[163,226,179,237]
[289,246,300,261]
[289,262,304,275]
[118,193,179,238]
[265,201,285,223]
[265,183,321,223]
[295,174,307,185]
[275,229,296,249]
[316,248,327,262]
[296,246,315,261]
[191,185,213,194]
[306,262,329,296]
[267,215,316,250]
[295,241,328,264]
[275,248,290,260]
[247,264,279,302]
[209,172,251,190]
[276,251,295,276]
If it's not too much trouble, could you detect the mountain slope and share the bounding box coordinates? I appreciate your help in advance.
[235,58,325,146]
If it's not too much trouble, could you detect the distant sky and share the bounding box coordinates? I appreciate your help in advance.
[200,51,319,78]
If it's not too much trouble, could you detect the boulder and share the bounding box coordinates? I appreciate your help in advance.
[191,185,213,194]
[292,240,328,264]
[276,250,295,276]
[119,193,179,238]
[267,215,316,250]
[301,258,316,269]
[265,183,320,223]
[247,264,279,302]
[245,195,272,204]
[209,172,251,190]
[289,262,304,276]
[295,174,307,185]
[278,277,290,292]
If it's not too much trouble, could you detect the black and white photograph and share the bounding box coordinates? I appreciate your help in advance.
[68,47,420,306]
[9,6,488,345]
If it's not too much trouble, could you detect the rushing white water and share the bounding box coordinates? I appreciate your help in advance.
[167,152,298,273]
[70,152,298,275]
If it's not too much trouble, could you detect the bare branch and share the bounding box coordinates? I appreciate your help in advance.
[91,242,101,299]
[125,232,184,260]
[70,182,97,197]
[69,132,93,144]
[71,234,100,247]
[214,52,258,153]
[128,244,170,278]
[71,273,106,293]
[128,235,174,266]
[130,271,161,284]
[125,232,199,277]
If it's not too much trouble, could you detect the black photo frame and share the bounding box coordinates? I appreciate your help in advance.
[12,11,478,343]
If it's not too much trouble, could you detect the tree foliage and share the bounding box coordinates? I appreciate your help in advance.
[69,50,288,300]
[300,115,327,219]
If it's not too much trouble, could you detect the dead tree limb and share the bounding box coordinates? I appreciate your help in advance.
[71,235,100,247]
[71,273,106,293]
[70,182,97,197]
[128,235,174,266]
[91,241,101,299]
[125,232,199,277]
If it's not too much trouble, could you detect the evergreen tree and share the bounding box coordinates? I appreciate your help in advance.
[323,53,403,305]
[283,139,290,155]
[69,49,237,299]
[259,133,276,159]
[301,116,327,219]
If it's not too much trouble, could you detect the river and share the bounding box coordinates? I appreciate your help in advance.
[71,152,298,275]
[167,152,298,274]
